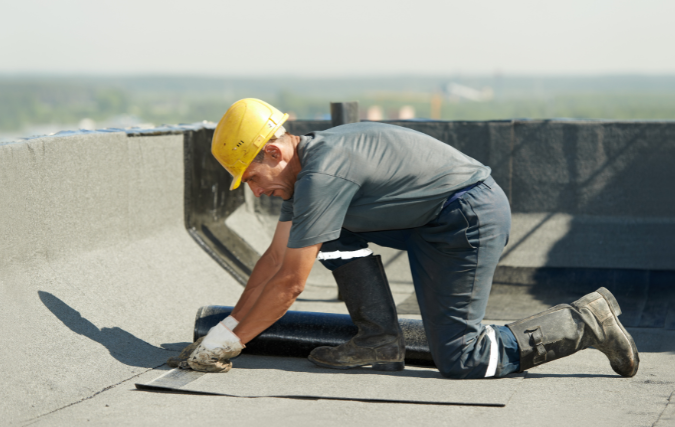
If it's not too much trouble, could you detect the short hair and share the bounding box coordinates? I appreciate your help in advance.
[252,126,286,163]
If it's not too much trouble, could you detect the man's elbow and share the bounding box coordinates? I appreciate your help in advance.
[274,271,306,298]
[285,275,306,298]
[287,286,305,301]
[289,283,305,299]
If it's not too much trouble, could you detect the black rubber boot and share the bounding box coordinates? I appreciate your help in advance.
[507,287,639,377]
[308,255,405,371]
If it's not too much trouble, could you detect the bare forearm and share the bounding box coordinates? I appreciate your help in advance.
[234,272,303,343]
[233,244,320,344]
[230,250,282,320]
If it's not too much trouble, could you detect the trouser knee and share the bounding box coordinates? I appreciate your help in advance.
[436,356,476,379]
[431,342,480,379]
[434,326,521,379]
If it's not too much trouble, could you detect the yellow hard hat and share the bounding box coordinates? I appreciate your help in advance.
[212,98,289,190]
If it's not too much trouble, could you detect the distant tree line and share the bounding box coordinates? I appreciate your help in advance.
[1,76,675,134]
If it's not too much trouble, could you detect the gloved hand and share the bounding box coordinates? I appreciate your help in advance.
[188,315,244,372]
[167,336,231,372]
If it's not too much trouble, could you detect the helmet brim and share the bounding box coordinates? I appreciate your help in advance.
[229,174,243,191]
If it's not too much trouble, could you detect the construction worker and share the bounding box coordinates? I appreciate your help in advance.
[187,98,639,379]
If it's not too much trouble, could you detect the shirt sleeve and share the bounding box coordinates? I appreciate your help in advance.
[279,198,294,222]
[287,173,360,248]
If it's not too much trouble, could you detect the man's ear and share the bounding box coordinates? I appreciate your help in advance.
[265,143,282,162]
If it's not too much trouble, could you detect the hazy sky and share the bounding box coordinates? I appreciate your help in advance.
[2,0,674,77]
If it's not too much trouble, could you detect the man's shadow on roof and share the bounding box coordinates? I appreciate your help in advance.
[38,291,190,368]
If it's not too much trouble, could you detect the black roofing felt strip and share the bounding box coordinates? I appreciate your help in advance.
[200,225,253,277]
[135,383,505,407]
[134,369,506,407]
[186,228,249,286]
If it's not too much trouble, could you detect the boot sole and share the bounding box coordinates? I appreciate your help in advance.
[308,356,405,372]
[596,287,640,377]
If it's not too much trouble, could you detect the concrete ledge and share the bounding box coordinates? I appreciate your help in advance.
[0,129,243,425]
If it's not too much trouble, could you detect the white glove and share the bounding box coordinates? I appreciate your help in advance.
[188,315,244,372]
[222,315,239,330]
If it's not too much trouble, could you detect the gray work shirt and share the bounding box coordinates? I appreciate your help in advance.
[279,122,491,248]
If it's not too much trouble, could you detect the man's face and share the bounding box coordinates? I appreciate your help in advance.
[241,148,295,200]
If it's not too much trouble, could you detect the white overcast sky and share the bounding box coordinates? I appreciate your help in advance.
[2,0,674,77]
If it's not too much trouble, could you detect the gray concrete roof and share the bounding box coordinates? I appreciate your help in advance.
[2,127,674,426]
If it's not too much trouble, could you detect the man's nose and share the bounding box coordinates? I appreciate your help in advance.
[248,183,264,198]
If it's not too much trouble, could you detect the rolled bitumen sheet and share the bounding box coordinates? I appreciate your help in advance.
[194,306,435,367]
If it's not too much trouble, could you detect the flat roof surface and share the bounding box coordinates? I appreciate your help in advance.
[3,129,674,427]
